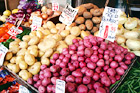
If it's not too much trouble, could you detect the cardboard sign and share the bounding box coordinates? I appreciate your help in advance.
[0,44,8,66]
[7,26,23,36]
[59,4,78,26]
[52,2,59,11]
[31,16,42,31]
[99,6,121,42]
[55,79,65,93]
[38,0,43,4]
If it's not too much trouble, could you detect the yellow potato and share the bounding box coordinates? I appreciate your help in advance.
[7,63,20,73]
[41,57,50,66]
[10,57,16,63]
[19,41,28,49]
[65,35,76,45]
[19,70,30,81]
[28,62,41,75]
[30,48,38,57]
[17,49,27,56]
[3,61,9,66]
[5,52,13,60]
[28,36,39,45]
[22,35,30,42]
[36,30,43,38]
[52,34,62,42]
[16,55,24,64]
[60,30,70,37]
[43,48,53,58]
[29,31,36,37]
[38,50,45,57]
[57,44,68,53]
[70,26,81,36]
[28,45,38,50]
[50,28,58,34]
[41,29,51,36]
[19,61,28,70]
[24,54,35,65]
[46,21,56,29]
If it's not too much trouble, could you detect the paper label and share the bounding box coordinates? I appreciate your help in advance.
[99,6,121,42]
[19,85,30,93]
[7,26,23,36]
[55,79,65,93]
[31,16,42,31]
[38,0,43,4]
[59,4,78,26]
[0,44,8,66]
[52,2,59,11]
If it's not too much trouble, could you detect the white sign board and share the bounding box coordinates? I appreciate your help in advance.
[55,79,65,93]
[0,44,8,66]
[31,16,42,31]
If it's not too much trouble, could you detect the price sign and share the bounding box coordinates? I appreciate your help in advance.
[19,85,30,93]
[55,79,65,93]
[52,2,59,11]
[38,0,43,4]
[99,6,121,42]
[59,4,78,26]
[31,16,42,31]
[7,26,23,37]
[0,44,8,66]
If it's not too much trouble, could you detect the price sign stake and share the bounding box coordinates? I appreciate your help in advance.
[0,44,8,66]
[52,2,59,11]
[31,16,42,31]
[55,79,65,93]
[59,4,78,26]
[99,6,121,42]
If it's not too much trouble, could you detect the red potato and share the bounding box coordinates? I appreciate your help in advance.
[93,51,98,55]
[79,61,87,68]
[77,84,88,93]
[92,46,99,51]
[55,59,61,65]
[87,84,93,90]
[66,75,75,82]
[71,54,78,61]
[50,59,55,64]
[98,54,103,59]
[96,87,106,93]
[59,62,67,68]
[101,76,111,87]
[110,61,118,69]
[115,75,121,80]
[85,48,93,57]
[85,58,92,63]
[81,67,89,74]
[43,68,50,73]
[121,64,128,70]
[33,74,39,81]
[60,68,70,76]
[95,67,102,73]
[116,67,125,75]
[27,78,33,85]
[73,61,79,68]
[88,90,95,93]
[107,68,116,76]
[100,72,107,78]
[38,85,46,93]
[103,65,109,71]
[93,82,102,90]
[50,65,60,73]
[34,84,39,88]
[75,77,82,84]
[87,62,96,69]
[69,45,77,51]
[42,77,51,86]
[47,84,53,93]
[77,50,85,57]
[41,64,47,70]
[59,54,65,60]
[114,55,123,62]
[97,59,105,67]
[68,64,76,71]
[104,50,110,55]
[59,76,66,81]
[39,71,44,75]
[44,71,51,78]
[92,73,100,81]
[65,54,71,58]
[109,50,115,57]
[125,60,131,65]
[51,77,58,85]
[63,57,70,63]
[109,76,116,84]
[78,57,85,62]
[53,72,59,77]
[83,76,91,84]
[85,69,94,77]
[67,83,76,92]
[78,45,85,50]
[104,55,109,60]
[98,48,104,54]
[72,71,83,77]
[90,55,99,63]
[36,80,42,87]
[100,42,107,50]
[39,74,44,80]
[53,53,59,60]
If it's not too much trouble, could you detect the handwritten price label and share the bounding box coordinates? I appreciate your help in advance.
[7,26,22,37]
[99,6,121,42]
[31,16,42,31]
[19,85,30,93]
[55,79,65,93]
[52,2,59,11]
[0,44,8,66]
[38,0,43,4]
[59,4,78,26]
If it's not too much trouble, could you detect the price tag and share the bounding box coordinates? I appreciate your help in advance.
[19,85,30,93]
[38,0,43,4]
[55,79,65,93]
[59,4,78,26]
[52,2,59,11]
[0,44,8,66]
[31,16,42,31]
[99,6,121,42]
[7,26,22,36]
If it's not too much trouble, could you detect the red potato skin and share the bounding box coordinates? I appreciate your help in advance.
[72,71,83,77]
[77,84,88,93]
[101,76,111,87]
[96,87,106,93]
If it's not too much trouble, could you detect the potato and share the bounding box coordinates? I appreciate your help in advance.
[28,45,38,50]
[38,50,45,57]
[41,29,51,36]
[90,9,102,16]
[79,24,86,30]
[7,63,20,73]
[96,24,100,28]
[9,41,19,48]
[65,26,72,31]
[56,23,62,30]
[19,70,30,81]
[15,38,21,43]
[132,51,140,56]
[30,48,38,57]
[28,62,41,75]
[70,22,76,27]
[3,61,8,66]
[91,27,99,33]
[60,30,70,37]
[16,55,24,64]
[77,6,87,15]
[52,34,62,41]
[85,20,93,30]
[5,52,13,60]
[22,35,30,42]
[70,26,81,36]
[43,48,53,58]
[116,35,126,45]
[17,49,27,56]
[10,57,16,63]
[94,31,99,36]
[124,31,139,39]
[28,72,32,78]
[9,45,20,54]
[80,3,94,9]
[75,17,85,24]
[36,30,43,38]
[50,28,58,34]
[45,34,54,39]
[38,38,56,52]
[65,35,76,45]
[24,54,35,65]
[29,31,36,37]
[50,51,59,59]
[19,61,28,70]
[126,39,140,51]
[92,17,101,24]
[19,41,28,49]
[83,12,92,18]
[57,44,68,53]
[28,36,39,45]
[46,21,55,29]
[81,31,89,38]
[41,57,50,66]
